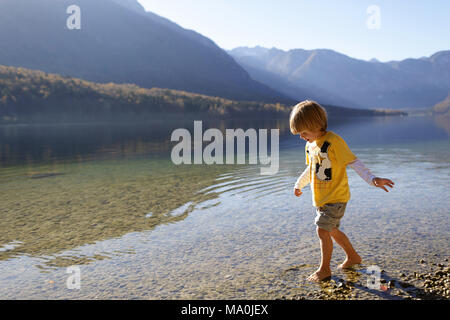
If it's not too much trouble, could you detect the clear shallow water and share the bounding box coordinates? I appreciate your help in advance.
[0,115,449,299]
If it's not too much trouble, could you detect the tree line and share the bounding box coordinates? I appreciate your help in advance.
[0,65,405,124]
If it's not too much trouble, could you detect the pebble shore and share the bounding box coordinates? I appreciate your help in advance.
[277,258,450,300]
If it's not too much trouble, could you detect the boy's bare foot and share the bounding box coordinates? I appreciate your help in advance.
[307,268,331,282]
[337,255,362,269]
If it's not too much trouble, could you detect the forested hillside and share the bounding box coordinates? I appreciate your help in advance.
[0,65,406,124]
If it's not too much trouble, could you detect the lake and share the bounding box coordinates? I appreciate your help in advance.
[0,115,449,299]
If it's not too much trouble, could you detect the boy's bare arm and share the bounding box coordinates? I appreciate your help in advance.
[372,177,395,192]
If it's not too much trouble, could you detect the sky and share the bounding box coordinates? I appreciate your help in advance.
[137,0,450,62]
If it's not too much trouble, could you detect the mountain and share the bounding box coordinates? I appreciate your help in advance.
[229,47,364,109]
[0,0,292,104]
[228,46,450,109]
[0,65,405,124]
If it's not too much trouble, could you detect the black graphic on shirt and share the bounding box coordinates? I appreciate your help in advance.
[314,141,332,181]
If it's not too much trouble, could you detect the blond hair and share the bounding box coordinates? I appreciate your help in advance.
[289,100,328,134]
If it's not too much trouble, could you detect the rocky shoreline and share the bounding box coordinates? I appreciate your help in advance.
[277,258,450,300]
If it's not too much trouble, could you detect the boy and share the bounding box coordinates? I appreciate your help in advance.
[290,100,394,282]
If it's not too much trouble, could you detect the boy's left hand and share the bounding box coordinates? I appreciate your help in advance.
[372,177,395,192]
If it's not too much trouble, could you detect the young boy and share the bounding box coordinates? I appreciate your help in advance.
[290,100,394,282]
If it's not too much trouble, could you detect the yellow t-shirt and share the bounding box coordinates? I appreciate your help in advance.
[305,131,356,207]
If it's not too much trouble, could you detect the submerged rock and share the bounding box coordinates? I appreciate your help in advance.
[28,172,65,179]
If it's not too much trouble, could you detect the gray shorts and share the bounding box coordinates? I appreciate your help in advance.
[314,202,347,231]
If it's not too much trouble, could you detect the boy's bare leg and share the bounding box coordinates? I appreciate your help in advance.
[307,227,332,282]
[330,228,362,269]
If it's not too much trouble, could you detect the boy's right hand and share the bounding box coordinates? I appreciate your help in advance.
[294,188,302,197]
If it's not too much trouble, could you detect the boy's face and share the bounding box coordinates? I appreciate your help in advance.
[299,128,325,143]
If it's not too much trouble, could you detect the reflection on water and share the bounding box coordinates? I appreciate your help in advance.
[0,119,293,167]
[0,115,449,299]
[434,113,450,135]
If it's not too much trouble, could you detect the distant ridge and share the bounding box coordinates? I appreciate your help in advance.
[0,0,293,104]
[228,46,450,109]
